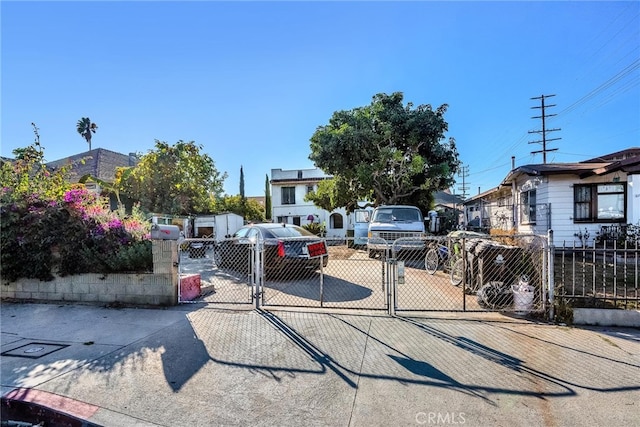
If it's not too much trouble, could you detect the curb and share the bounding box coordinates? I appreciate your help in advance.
[573,308,640,327]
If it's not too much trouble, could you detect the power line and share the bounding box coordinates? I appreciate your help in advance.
[569,4,639,85]
[555,58,640,118]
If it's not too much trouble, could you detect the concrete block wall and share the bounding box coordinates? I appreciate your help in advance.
[1,240,179,306]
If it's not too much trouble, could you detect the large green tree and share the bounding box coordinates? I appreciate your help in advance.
[123,140,227,215]
[308,92,460,213]
[220,195,265,223]
[304,175,363,213]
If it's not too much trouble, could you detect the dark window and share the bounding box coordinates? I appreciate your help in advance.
[306,185,314,194]
[293,216,301,226]
[520,190,536,224]
[574,183,626,223]
[281,187,295,205]
[330,213,343,229]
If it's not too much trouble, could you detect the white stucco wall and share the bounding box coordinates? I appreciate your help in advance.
[270,168,348,238]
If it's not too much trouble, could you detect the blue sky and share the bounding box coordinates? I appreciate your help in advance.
[2,1,639,198]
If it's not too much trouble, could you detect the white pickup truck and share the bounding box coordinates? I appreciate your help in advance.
[367,205,426,258]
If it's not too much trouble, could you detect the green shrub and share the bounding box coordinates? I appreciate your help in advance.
[1,189,152,282]
[1,140,153,282]
[302,222,325,236]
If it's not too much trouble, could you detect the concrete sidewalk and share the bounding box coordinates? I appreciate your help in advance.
[1,302,639,426]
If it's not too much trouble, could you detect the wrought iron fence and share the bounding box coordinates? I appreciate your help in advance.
[553,240,639,310]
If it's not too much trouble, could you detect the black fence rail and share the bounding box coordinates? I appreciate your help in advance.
[554,240,639,310]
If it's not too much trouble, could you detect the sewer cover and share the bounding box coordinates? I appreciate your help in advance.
[1,342,69,359]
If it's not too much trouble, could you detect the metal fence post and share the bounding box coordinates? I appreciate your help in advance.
[319,255,324,307]
[388,248,396,316]
[548,229,555,322]
[254,241,261,309]
[462,236,467,312]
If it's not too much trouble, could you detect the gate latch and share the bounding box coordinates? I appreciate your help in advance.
[397,260,405,285]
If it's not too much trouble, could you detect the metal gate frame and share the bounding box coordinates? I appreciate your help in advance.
[178,234,552,320]
[177,238,255,305]
[388,233,551,318]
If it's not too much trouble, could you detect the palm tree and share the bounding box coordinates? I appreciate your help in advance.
[76,117,98,151]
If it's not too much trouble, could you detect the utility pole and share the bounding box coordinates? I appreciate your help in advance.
[528,94,561,163]
[457,165,470,227]
[457,165,470,199]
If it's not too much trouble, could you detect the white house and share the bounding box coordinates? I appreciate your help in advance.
[463,186,514,232]
[463,148,640,247]
[270,168,350,239]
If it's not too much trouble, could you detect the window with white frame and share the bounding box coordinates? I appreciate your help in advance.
[306,185,314,194]
[281,187,295,205]
[520,189,536,224]
[574,183,625,222]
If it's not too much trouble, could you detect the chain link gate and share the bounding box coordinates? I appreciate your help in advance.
[178,234,549,318]
[259,237,389,311]
[391,234,549,315]
[178,238,254,305]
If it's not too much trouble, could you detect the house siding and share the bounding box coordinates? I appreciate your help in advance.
[270,168,349,238]
[629,174,640,224]
[464,148,639,248]
[516,174,632,246]
[464,187,513,231]
[546,176,587,245]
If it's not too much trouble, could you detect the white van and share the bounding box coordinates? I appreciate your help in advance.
[353,208,373,247]
[367,205,426,258]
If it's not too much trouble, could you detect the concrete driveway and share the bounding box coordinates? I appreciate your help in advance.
[2,302,639,426]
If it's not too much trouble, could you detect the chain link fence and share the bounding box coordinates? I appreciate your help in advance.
[178,238,253,304]
[391,234,547,314]
[178,233,548,316]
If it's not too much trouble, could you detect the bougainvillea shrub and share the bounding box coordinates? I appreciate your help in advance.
[1,188,152,282]
[1,143,152,282]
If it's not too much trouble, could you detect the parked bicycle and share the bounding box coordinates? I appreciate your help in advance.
[424,240,463,286]
[424,230,489,291]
